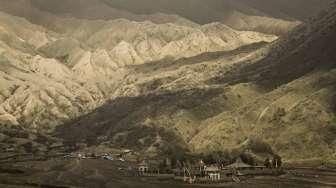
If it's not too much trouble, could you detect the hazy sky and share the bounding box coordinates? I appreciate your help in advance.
[102,0,332,20]
[2,0,332,24]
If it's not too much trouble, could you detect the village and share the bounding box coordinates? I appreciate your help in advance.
[1,143,336,187]
[61,149,285,185]
[135,156,283,184]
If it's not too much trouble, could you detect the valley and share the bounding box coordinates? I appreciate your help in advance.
[0,156,336,188]
[0,0,335,187]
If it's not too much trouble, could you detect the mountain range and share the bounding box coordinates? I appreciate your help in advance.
[0,0,335,162]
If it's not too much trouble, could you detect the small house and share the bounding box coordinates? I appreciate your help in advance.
[138,161,149,175]
[123,149,132,154]
[205,166,221,181]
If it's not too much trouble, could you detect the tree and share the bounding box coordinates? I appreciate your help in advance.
[264,158,271,168]
[204,153,216,164]
[240,153,255,166]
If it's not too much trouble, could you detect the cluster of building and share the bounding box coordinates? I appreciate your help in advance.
[60,147,284,184]
[136,156,283,184]
[63,149,133,162]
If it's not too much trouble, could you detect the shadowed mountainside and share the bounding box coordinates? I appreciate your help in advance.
[0,0,335,162]
[0,8,277,130]
[55,2,336,160]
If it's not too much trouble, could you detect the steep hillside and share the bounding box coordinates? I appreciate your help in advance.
[223,11,300,35]
[56,42,270,155]
[0,0,334,161]
[35,15,276,67]
[211,1,336,88]
[0,33,109,130]
[0,8,277,131]
[191,1,336,159]
[56,3,336,161]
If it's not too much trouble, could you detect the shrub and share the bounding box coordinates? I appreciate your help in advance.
[249,138,274,154]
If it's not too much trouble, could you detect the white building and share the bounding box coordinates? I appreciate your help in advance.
[205,166,221,181]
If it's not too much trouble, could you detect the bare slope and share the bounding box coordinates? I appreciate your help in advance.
[56,3,336,160]
[0,10,276,131]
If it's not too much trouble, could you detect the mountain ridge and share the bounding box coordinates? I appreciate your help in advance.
[54,2,336,160]
[0,0,335,161]
[0,8,277,131]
